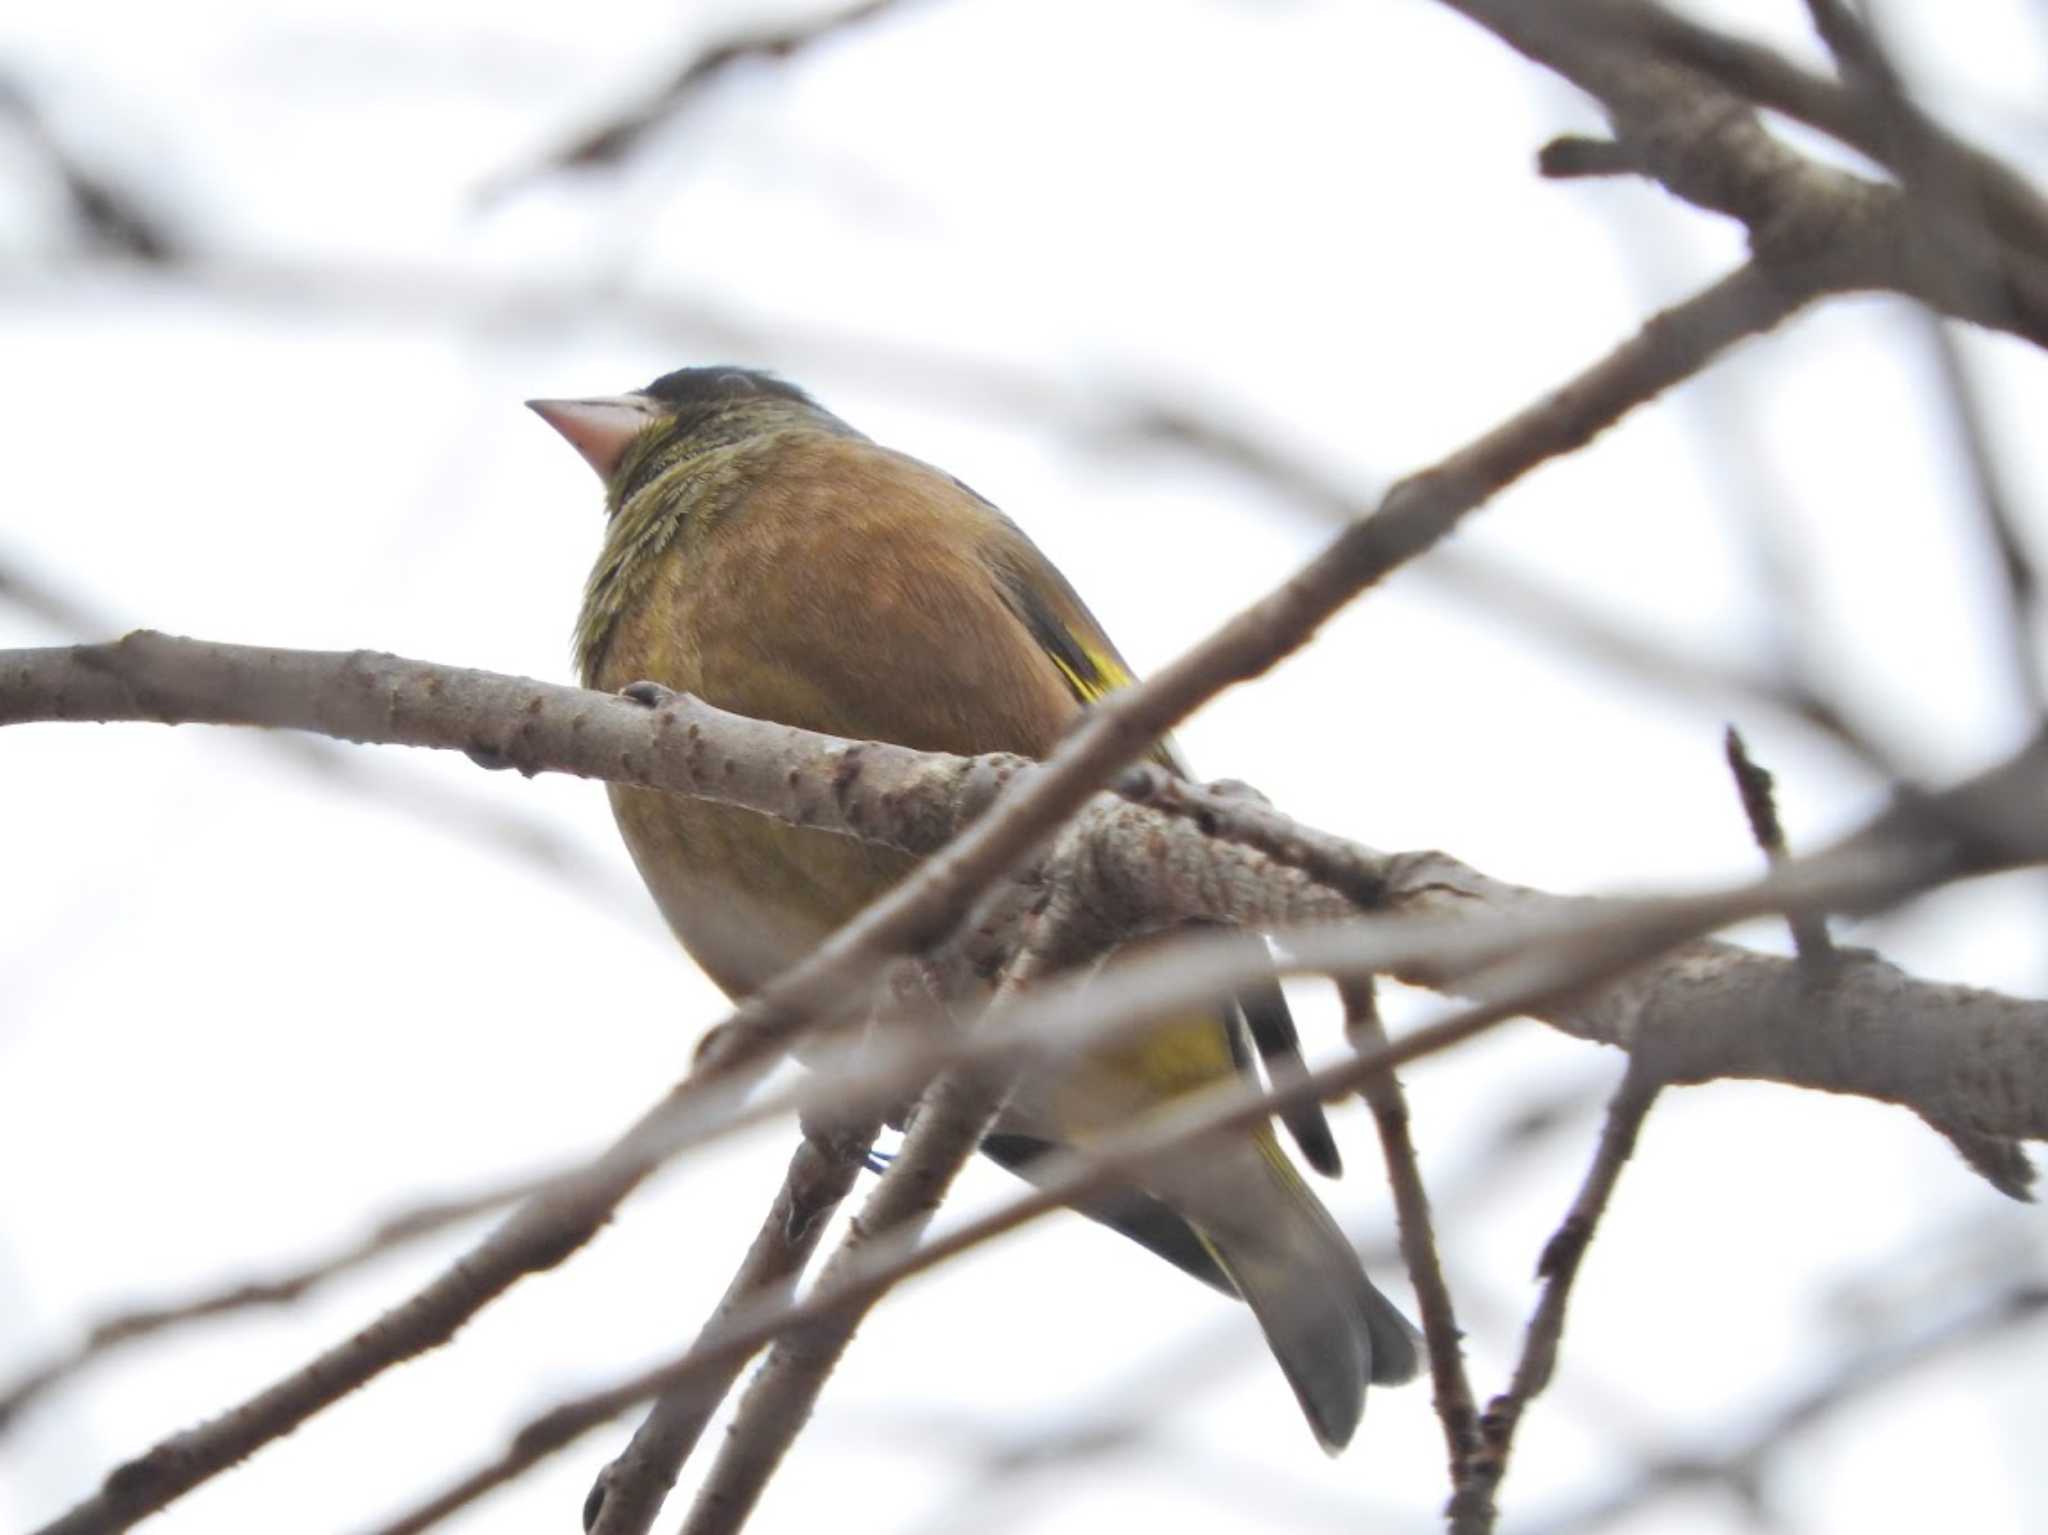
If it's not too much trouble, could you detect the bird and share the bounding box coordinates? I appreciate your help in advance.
[530,366,1420,1450]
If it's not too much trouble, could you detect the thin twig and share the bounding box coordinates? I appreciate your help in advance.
[478,0,932,203]
[674,1062,1006,1535]
[1459,1064,1665,1533]
[1733,687,2027,1196]
[891,1078,1603,1535]
[1535,135,1642,180]
[576,1108,883,1535]
[128,764,2048,1533]
[581,966,955,1535]
[667,929,1058,1535]
[10,667,2046,1265]
[0,1187,510,1434]
[1132,411,1903,791]
[1340,982,1480,1481]
[0,71,183,260]
[1723,727,1834,964]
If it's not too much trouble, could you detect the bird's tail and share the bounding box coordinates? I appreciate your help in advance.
[1172,1134,1422,1453]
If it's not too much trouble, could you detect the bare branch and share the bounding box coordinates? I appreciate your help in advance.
[1342,982,1480,1486]
[1117,765,1388,912]
[667,920,1075,1535]
[1723,726,1835,965]
[577,1108,883,1535]
[0,559,650,912]
[479,0,933,203]
[893,1083,1603,1535]
[583,969,953,1535]
[1460,1066,1665,1533]
[11,6,2048,1529]
[0,1186,509,1434]
[1614,0,2048,275]
[674,1061,1005,1535]
[0,70,183,261]
[14,634,2048,1137]
[1436,0,2048,347]
[368,1111,879,1535]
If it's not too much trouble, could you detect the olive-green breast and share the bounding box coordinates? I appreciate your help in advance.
[584,430,1082,996]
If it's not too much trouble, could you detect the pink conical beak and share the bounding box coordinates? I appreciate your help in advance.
[526,394,664,479]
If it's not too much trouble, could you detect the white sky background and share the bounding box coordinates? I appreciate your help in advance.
[4,0,2048,1531]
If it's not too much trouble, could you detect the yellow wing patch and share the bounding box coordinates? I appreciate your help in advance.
[1044,636,1134,702]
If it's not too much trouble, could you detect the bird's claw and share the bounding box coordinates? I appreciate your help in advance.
[620,680,677,709]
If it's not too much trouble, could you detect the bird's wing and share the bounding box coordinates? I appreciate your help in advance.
[972,497,1341,1176]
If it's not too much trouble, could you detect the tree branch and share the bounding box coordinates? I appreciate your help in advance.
[1459,1065,1665,1532]
[1615,0,2048,273]
[478,0,934,203]
[1342,982,1480,1486]
[575,1108,883,1535]
[1435,0,2048,347]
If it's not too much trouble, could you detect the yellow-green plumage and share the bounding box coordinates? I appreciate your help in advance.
[541,367,1419,1451]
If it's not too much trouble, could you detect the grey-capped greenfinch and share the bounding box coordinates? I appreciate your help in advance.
[531,367,1419,1450]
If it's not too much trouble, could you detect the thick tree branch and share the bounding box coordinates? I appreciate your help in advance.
[1436,0,2048,347]
[1614,0,2048,272]
[13,635,2048,1137]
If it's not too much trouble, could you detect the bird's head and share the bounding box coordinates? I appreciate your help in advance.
[528,366,836,498]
